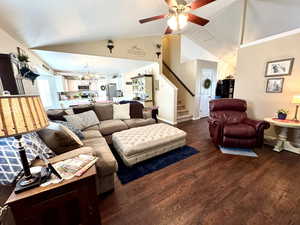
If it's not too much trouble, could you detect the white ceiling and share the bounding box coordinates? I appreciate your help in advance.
[34,50,153,75]
[0,0,300,69]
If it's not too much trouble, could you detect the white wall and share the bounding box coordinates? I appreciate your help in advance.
[181,35,219,63]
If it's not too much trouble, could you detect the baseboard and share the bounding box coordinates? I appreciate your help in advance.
[193,116,201,120]
[157,116,177,125]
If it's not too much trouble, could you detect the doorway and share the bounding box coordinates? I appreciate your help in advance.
[199,68,216,118]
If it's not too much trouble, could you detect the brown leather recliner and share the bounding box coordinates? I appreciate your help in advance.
[208,99,270,148]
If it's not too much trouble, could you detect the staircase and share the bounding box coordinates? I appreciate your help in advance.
[177,101,193,123]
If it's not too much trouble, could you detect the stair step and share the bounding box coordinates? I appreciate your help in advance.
[177,114,193,123]
[177,104,185,110]
[177,109,189,116]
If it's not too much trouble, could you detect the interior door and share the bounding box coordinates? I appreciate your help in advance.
[199,69,215,118]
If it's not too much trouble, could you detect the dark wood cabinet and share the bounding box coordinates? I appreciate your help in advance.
[6,166,101,225]
[221,79,235,98]
[0,54,22,94]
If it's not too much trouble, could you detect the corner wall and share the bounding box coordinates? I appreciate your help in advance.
[235,32,300,143]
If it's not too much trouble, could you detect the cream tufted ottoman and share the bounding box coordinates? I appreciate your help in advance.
[112,123,186,166]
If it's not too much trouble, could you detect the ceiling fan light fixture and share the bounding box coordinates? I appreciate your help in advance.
[167,14,188,31]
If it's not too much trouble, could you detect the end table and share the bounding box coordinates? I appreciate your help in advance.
[6,165,101,225]
[264,118,300,154]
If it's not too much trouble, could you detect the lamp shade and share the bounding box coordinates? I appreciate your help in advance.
[292,95,300,104]
[0,95,49,137]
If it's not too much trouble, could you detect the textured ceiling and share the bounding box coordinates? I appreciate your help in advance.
[0,0,300,71]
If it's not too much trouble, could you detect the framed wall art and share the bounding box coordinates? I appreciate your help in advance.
[266,78,284,93]
[265,58,294,77]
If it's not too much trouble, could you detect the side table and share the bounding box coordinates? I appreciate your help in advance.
[5,165,101,225]
[264,118,300,154]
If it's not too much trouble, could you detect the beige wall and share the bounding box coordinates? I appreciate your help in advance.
[163,35,197,117]
[0,27,52,73]
[35,36,162,64]
[235,32,300,141]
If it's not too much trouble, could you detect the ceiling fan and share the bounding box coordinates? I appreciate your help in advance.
[139,0,216,34]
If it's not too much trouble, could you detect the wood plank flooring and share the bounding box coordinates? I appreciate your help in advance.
[99,118,300,225]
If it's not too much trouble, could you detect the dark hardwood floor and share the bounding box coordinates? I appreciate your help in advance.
[100,118,300,225]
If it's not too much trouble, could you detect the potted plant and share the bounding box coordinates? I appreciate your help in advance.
[277,109,288,120]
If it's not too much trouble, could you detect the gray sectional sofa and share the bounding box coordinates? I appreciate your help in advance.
[0,102,156,225]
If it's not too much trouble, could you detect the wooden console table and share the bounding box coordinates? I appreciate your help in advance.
[264,118,300,154]
[6,165,101,225]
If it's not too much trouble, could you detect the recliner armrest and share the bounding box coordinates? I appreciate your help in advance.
[208,117,224,128]
[243,118,270,131]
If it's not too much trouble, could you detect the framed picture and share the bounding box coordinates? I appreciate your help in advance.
[266,78,284,93]
[265,58,294,77]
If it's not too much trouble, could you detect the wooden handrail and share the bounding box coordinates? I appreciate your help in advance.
[163,61,195,97]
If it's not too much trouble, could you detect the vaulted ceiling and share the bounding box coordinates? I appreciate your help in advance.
[0,0,299,70]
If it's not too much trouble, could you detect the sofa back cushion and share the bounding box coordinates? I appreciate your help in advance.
[73,104,94,114]
[47,109,67,121]
[94,103,113,121]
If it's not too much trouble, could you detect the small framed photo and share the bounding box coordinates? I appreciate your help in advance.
[266,78,284,93]
[265,58,294,77]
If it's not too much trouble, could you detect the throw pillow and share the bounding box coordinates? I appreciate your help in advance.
[0,133,54,185]
[73,105,94,114]
[64,110,100,131]
[38,122,83,155]
[52,120,84,139]
[129,102,144,118]
[113,104,130,120]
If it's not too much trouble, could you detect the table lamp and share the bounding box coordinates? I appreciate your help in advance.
[0,95,49,193]
[292,95,300,121]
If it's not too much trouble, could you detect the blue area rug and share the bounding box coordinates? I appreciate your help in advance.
[219,146,258,157]
[110,146,199,184]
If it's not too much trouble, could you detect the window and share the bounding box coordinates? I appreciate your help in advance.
[37,79,53,108]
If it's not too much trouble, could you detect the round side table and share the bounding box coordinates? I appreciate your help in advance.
[264,118,300,154]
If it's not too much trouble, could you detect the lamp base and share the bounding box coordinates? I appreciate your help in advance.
[14,175,41,194]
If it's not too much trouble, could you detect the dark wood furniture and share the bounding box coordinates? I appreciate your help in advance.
[5,166,101,225]
[0,54,23,94]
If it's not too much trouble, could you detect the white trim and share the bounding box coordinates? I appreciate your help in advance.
[193,116,201,120]
[157,116,177,125]
[240,27,300,48]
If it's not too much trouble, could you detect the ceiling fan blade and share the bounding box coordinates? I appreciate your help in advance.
[188,14,209,26]
[165,26,173,35]
[139,14,167,24]
[189,0,216,10]
[164,0,178,7]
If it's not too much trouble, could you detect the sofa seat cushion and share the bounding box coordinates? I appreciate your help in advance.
[82,137,118,176]
[99,120,128,136]
[123,118,156,128]
[82,130,103,139]
[224,123,256,138]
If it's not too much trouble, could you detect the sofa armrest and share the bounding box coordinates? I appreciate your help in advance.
[33,147,94,166]
[143,110,152,119]
[243,118,270,131]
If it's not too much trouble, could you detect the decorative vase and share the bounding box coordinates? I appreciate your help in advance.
[278,113,287,120]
